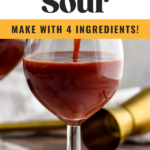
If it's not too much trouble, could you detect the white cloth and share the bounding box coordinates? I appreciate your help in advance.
[0,70,150,143]
[0,71,57,123]
[1,142,29,150]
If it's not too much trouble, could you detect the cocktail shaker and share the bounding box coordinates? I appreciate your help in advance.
[81,88,150,150]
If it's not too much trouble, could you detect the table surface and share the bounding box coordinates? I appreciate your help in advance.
[2,130,150,150]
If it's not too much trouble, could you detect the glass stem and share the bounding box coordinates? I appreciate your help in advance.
[67,125,81,150]
[0,132,3,148]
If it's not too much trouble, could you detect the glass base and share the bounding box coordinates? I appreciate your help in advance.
[0,142,29,150]
[59,117,87,126]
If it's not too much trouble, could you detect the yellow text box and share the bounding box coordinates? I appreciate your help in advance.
[0,20,150,39]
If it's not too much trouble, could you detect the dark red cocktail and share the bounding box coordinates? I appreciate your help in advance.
[0,39,24,79]
[23,51,123,125]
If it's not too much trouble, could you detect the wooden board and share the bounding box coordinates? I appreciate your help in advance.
[2,131,150,150]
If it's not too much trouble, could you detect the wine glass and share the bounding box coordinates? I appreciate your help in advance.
[23,39,124,150]
[0,39,24,148]
[0,39,24,79]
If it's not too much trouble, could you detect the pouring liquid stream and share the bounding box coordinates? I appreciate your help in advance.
[73,39,81,62]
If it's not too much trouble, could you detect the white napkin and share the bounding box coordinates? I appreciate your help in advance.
[0,70,150,143]
[0,142,29,150]
[0,71,57,123]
